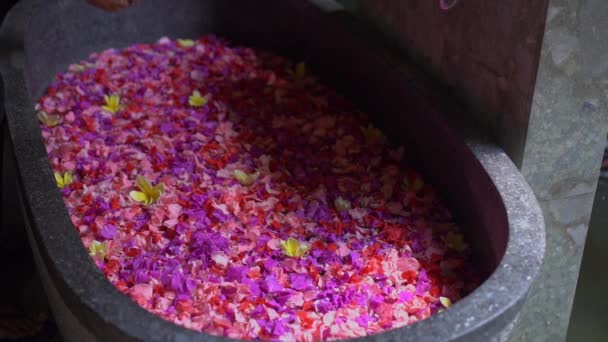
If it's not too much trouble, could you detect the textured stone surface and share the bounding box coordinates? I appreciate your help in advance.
[511,0,608,340]
[509,193,595,341]
[567,181,608,341]
[521,0,608,201]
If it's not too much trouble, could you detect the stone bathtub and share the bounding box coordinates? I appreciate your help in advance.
[0,0,544,341]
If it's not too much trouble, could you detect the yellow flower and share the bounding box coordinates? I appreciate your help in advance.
[102,94,121,113]
[129,175,165,205]
[177,38,196,48]
[360,124,385,145]
[402,176,424,193]
[334,197,351,212]
[37,111,61,127]
[281,237,310,258]
[89,240,108,260]
[440,296,453,308]
[71,62,94,72]
[188,90,208,107]
[286,62,307,81]
[233,169,259,186]
[444,231,468,252]
[55,171,73,189]
[294,62,306,80]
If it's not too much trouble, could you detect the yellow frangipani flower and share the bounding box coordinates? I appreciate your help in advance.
[360,124,385,145]
[129,175,165,205]
[440,296,453,308]
[102,94,121,113]
[89,240,108,260]
[281,237,310,258]
[55,171,73,189]
[71,62,94,72]
[37,111,61,127]
[177,38,196,48]
[286,62,307,81]
[402,176,424,193]
[188,90,208,107]
[233,169,260,186]
[294,62,306,80]
[334,196,351,212]
[444,231,468,252]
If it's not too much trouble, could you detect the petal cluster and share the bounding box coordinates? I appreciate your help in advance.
[36,35,479,340]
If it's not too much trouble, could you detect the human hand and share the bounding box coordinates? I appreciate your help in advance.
[440,0,460,10]
[87,0,138,12]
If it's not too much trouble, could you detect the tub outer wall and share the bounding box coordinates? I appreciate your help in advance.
[0,0,545,341]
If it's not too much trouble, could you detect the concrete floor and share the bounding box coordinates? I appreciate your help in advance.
[567,179,608,341]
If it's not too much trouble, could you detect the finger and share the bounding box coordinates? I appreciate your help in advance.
[87,0,137,12]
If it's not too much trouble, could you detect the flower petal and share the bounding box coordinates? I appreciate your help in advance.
[55,172,64,188]
[177,38,196,48]
[440,297,452,308]
[334,197,351,212]
[294,62,306,80]
[233,169,259,186]
[281,237,309,258]
[136,175,153,194]
[130,190,149,204]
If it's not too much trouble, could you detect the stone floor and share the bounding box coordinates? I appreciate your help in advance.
[567,178,608,341]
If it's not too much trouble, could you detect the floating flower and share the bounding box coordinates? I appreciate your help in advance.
[89,240,108,260]
[129,175,164,205]
[280,237,310,258]
[37,111,61,127]
[72,64,86,72]
[440,296,452,308]
[292,62,307,81]
[177,38,196,48]
[70,62,94,72]
[102,94,121,113]
[402,175,424,193]
[444,231,468,252]
[232,169,259,186]
[334,196,351,212]
[360,123,385,145]
[188,90,208,107]
[55,171,73,188]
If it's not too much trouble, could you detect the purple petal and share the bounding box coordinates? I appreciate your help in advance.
[100,224,117,239]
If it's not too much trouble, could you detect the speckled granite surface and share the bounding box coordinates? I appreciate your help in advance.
[567,180,608,341]
[513,0,608,340]
[521,0,608,201]
[337,0,608,340]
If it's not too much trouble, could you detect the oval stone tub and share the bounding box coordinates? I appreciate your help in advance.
[0,0,545,341]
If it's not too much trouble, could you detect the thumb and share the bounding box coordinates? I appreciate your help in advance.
[87,0,138,12]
